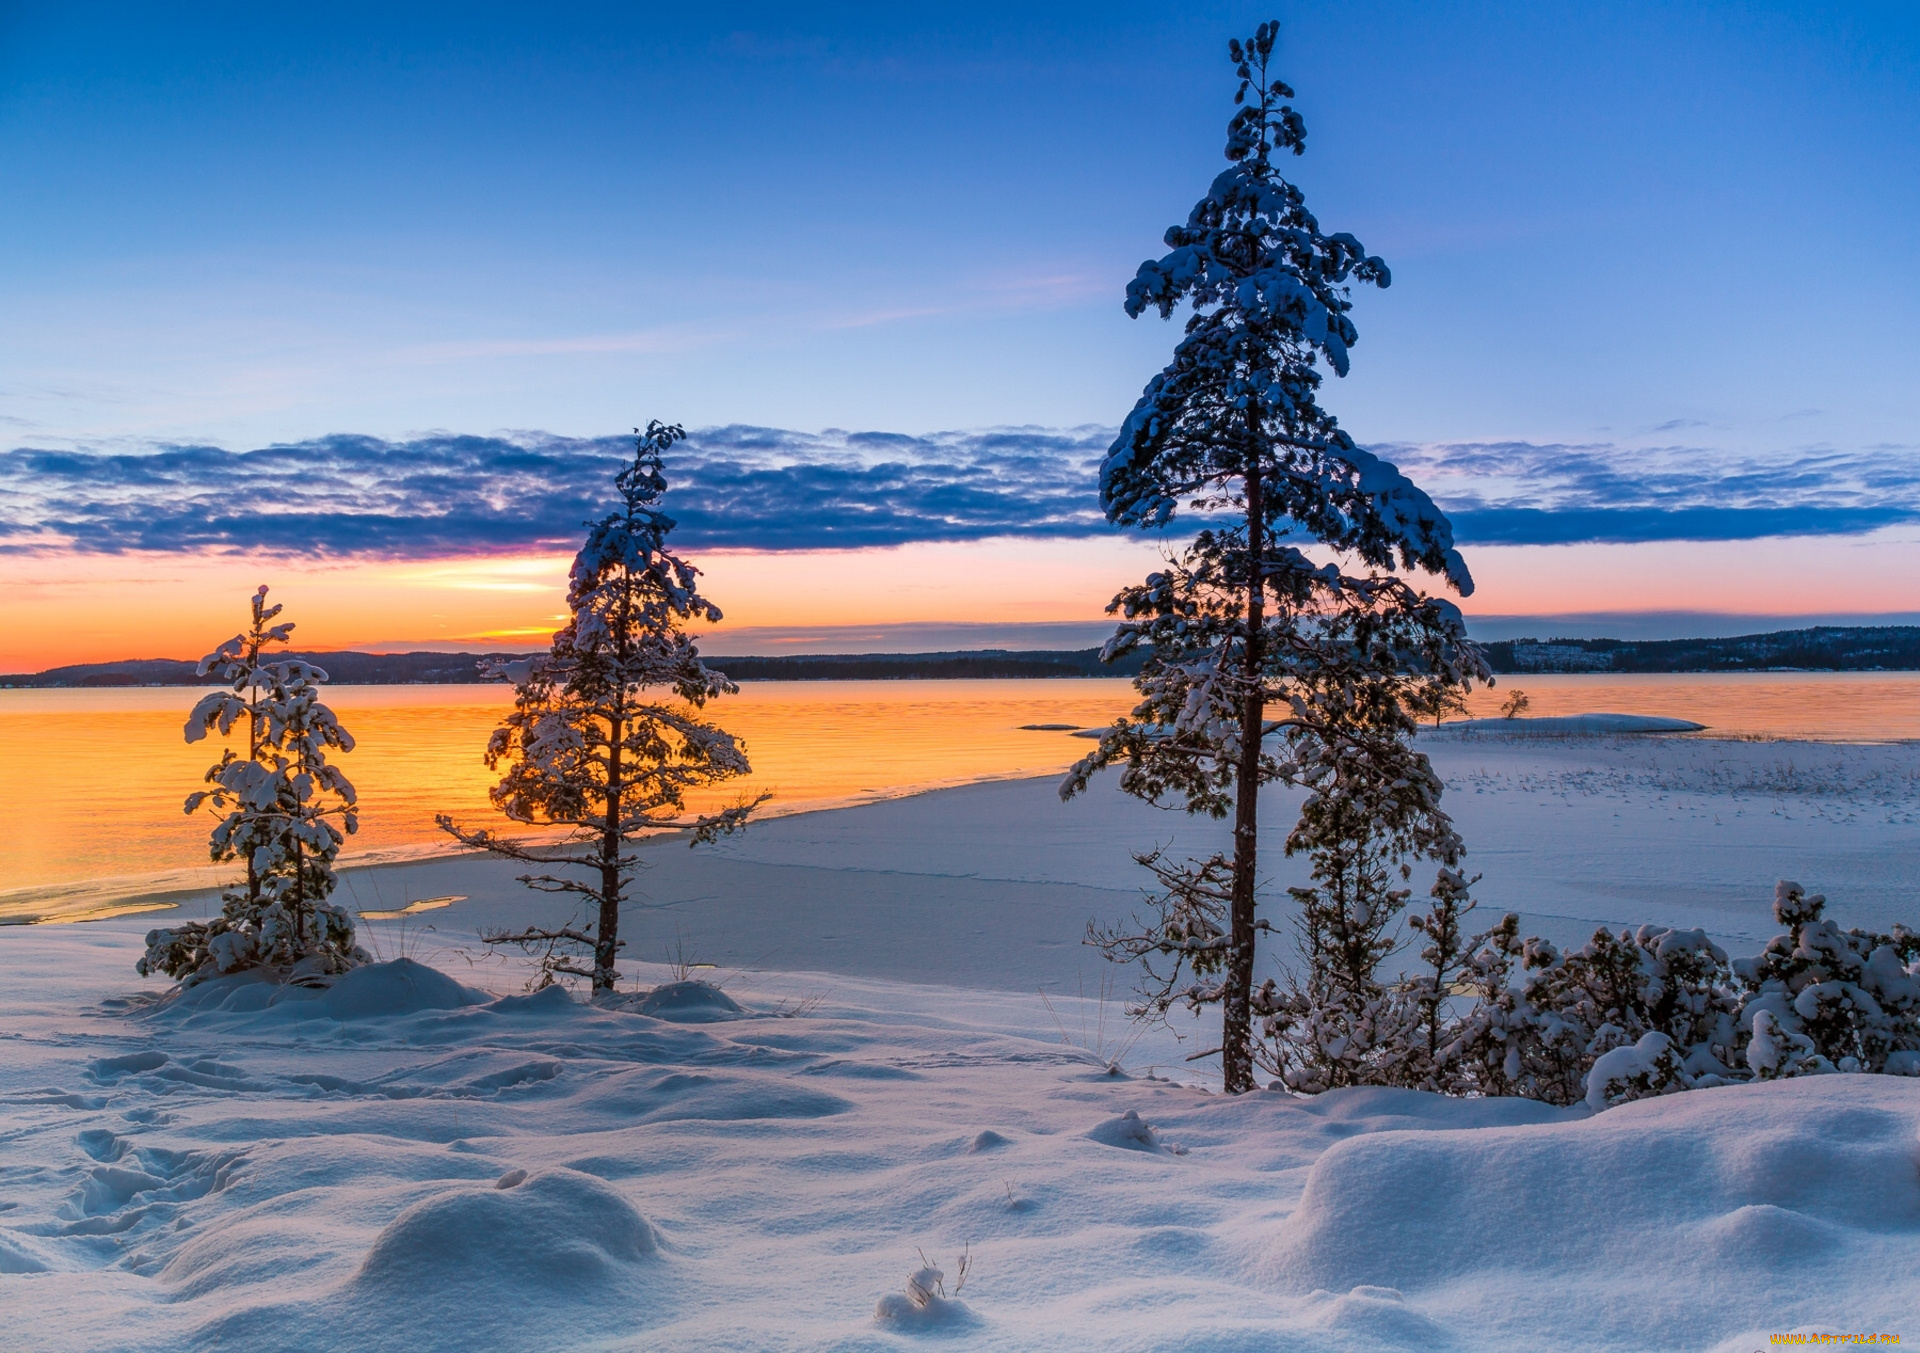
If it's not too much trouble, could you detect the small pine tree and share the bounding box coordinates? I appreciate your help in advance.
[1500,689,1531,719]
[1396,868,1482,1085]
[140,586,365,986]
[1261,647,1470,1088]
[438,422,766,995]
[1064,20,1483,1093]
[1267,865,1483,1093]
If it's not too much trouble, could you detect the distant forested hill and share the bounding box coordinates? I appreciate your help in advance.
[701,649,1149,681]
[1480,626,1920,675]
[0,651,526,687]
[9,627,1914,687]
[1,647,1147,687]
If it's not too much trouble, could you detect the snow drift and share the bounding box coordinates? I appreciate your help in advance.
[1265,1077,1920,1346]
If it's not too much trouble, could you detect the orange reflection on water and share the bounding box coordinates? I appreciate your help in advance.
[3,672,1917,921]
[0,680,1138,911]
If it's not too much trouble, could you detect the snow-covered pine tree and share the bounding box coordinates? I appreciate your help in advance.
[1269,864,1482,1093]
[1063,20,1483,1093]
[438,421,765,996]
[140,586,366,985]
[1249,618,1474,1091]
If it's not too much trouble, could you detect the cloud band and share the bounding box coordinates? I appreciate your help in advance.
[1,427,1910,558]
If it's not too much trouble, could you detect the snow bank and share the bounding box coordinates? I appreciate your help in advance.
[7,925,1920,1349]
[1447,712,1706,735]
[1265,1076,1920,1346]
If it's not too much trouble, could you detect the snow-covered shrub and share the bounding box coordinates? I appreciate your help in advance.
[438,423,765,995]
[1435,880,1920,1106]
[875,1249,973,1329]
[1442,920,1743,1107]
[1138,869,1920,1106]
[1584,1031,1695,1110]
[140,586,366,987]
[1744,1009,1824,1080]
[1731,880,1920,1077]
[1060,20,1484,1094]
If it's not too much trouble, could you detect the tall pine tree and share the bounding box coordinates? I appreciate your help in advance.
[1065,22,1484,1092]
[439,421,764,995]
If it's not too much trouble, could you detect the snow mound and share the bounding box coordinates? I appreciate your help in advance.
[627,979,745,1022]
[1086,1108,1183,1154]
[1265,1077,1920,1335]
[1309,1285,1456,1347]
[1450,712,1706,736]
[308,959,488,1019]
[352,1168,656,1294]
[148,958,486,1021]
[194,1169,663,1352]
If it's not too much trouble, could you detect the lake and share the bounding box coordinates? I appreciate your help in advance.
[2,671,1916,921]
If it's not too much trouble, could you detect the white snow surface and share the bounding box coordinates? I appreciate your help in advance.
[9,935,1919,1350]
[7,735,1920,1349]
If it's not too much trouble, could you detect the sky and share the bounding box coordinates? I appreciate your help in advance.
[2,2,1917,669]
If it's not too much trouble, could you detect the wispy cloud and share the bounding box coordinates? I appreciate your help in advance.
[3,428,1913,559]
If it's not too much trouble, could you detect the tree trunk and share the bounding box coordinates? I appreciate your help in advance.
[247,694,264,910]
[292,836,305,952]
[1223,463,1265,1094]
[594,710,623,994]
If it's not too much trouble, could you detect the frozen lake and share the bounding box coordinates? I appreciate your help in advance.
[3,671,1917,922]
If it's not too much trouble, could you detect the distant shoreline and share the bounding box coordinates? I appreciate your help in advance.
[5,624,1919,687]
[0,647,1145,688]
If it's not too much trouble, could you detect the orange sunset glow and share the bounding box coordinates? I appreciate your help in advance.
[8,529,1920,674]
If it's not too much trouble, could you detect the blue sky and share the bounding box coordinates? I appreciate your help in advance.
[5,1,1916,448]
[2,1,1918,657]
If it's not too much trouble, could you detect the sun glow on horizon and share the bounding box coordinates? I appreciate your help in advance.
[5,526,1920,673]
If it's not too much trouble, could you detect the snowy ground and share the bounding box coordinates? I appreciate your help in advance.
[5,733,1920,1350]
